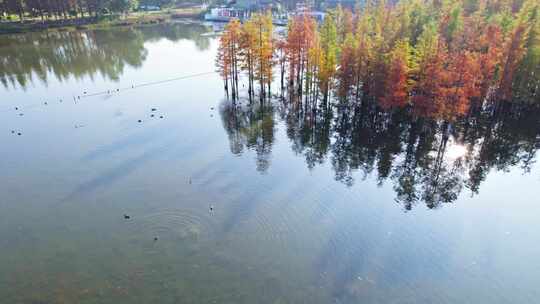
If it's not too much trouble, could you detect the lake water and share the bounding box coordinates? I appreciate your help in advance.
[1,22,540,304]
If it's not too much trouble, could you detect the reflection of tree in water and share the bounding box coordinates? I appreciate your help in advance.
[329,105,407,187]
[220,100,276,173]
[222,97,540,210]
[0,22,212,89]
[0,29,146,88]
[278,101,332,170]
[140,22,212,51]
[334,104,538,210]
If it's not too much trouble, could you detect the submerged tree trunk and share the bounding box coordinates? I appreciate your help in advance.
[224,77,229,94]
[18,0,24,23]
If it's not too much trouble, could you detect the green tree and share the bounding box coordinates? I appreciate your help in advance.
[318,10,338,103]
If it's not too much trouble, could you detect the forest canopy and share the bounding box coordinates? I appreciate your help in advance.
[216,0,540,120]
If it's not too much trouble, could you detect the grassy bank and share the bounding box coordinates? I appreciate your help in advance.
[0,8,204,35]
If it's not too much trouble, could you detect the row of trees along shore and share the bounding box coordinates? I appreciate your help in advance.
[0,0,141,21]
[216,0,540,121]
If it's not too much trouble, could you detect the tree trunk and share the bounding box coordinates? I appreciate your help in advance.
[18,0,24,23]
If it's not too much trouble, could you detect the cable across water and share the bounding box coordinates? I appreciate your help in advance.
[1,71,218,113]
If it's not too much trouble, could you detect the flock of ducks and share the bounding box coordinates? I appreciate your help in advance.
[138,108,164,123]
[7,86,172,136]
[9,86,219,244]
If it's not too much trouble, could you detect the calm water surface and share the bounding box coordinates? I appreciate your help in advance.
[1,22,540,304]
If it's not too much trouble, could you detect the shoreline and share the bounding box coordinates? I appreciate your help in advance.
[0,9,203,35]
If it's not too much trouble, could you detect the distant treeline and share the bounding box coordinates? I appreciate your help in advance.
[217,0,540,120]
[0,0,138,20]
[0,0,201,21]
